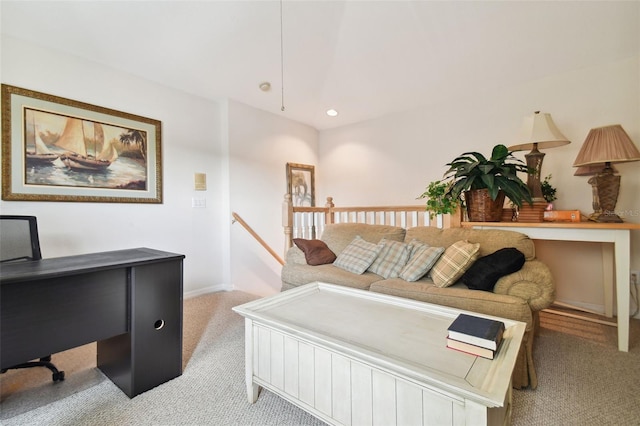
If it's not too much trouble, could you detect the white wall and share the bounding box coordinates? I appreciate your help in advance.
[1,36,319,299]
[228,100,318,296]
[1,36,229,297]
[319,55,640,315]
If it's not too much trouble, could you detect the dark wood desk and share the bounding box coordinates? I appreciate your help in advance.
[1,247,185,397]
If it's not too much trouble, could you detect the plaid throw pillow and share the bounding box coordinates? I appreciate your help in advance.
[399,242,445,282]
[367,239,411,279]
[430,240,480,288]
[334,235,384,274]
[406,239,427,258]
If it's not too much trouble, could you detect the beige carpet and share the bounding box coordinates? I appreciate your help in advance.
[1,291,639,425]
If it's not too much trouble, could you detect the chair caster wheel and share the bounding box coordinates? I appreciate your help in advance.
[52,371,65,382]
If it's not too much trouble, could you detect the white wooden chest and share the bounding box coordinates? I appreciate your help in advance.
[233,282,525,426]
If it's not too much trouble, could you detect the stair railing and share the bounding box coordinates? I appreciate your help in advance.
[232,212,284,265]
[283,194,461,255]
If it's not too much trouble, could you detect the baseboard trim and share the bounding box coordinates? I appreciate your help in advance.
[550,297,640,320]
[185,283,231,299]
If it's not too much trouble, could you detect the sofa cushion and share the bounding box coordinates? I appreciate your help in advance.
[321,223,406,256]
[293,238,337,265]
[460,247,525,292]
[405,227,535,260]
[399,241,445,282]
[369,278,533,327]
[430,240,480,288]
[281,263,382,290]
[334,236,384,274]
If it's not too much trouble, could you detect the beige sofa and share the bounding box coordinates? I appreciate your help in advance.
[281,223,555,389]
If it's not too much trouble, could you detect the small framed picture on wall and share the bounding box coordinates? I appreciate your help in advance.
[286,162,315,207]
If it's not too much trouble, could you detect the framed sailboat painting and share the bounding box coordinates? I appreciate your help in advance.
[1,84,162,203]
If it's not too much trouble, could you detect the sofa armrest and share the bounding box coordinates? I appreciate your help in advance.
[284,246,307,265]
[493,260,555,312]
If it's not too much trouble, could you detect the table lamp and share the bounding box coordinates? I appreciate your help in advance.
[508,111,571,201]
[573,163,617,176]
[573,124,640,222]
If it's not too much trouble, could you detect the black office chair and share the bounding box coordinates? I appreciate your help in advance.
[0,215,65,382]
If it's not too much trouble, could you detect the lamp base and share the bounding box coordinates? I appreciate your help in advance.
[586,165,623,223]
[587,211,623,223]
[514,200,548,223]
[524,147,545,200]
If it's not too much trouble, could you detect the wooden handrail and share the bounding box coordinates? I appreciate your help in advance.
[232,212,284,266]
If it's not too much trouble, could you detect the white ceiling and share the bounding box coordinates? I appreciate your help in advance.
[1,1,638,130]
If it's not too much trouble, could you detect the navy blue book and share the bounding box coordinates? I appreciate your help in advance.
[447,313,505,351]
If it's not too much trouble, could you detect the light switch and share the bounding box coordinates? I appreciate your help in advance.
[192,198,206,208]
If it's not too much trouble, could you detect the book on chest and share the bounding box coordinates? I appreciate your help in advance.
[446,313,505,359]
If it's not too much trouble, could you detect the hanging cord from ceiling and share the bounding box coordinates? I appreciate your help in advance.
[280,0,285,112]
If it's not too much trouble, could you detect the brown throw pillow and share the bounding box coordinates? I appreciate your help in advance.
[293,238,337,266]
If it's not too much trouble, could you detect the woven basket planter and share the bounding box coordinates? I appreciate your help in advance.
[464,189,505,222]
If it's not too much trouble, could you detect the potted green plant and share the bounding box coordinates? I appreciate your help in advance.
[541,174,557,206]
[418,180,460,219]
[424,144,532,222]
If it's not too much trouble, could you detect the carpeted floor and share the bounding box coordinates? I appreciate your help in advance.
[1,291,639,425]
[513,311,640,425]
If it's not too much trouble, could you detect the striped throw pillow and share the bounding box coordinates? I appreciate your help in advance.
[333,236,384,274]
[367,239,411,279]
[430,240,480,288]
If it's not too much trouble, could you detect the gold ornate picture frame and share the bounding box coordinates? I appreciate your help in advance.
[1,84,162,203]
[286,162,315,207]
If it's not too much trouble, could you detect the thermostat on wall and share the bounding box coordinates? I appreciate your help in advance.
[194,173,207,191]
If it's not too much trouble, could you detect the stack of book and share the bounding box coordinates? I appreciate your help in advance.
[446,313,505,360]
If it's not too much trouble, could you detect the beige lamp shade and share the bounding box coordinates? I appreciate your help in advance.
[573,124,640,166]
[509,111,571,151]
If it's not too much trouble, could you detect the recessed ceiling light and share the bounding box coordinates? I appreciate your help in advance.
[326,109,338,117]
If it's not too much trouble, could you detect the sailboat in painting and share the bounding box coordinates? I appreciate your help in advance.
[26,128,59,164]
[56,118,118,171]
